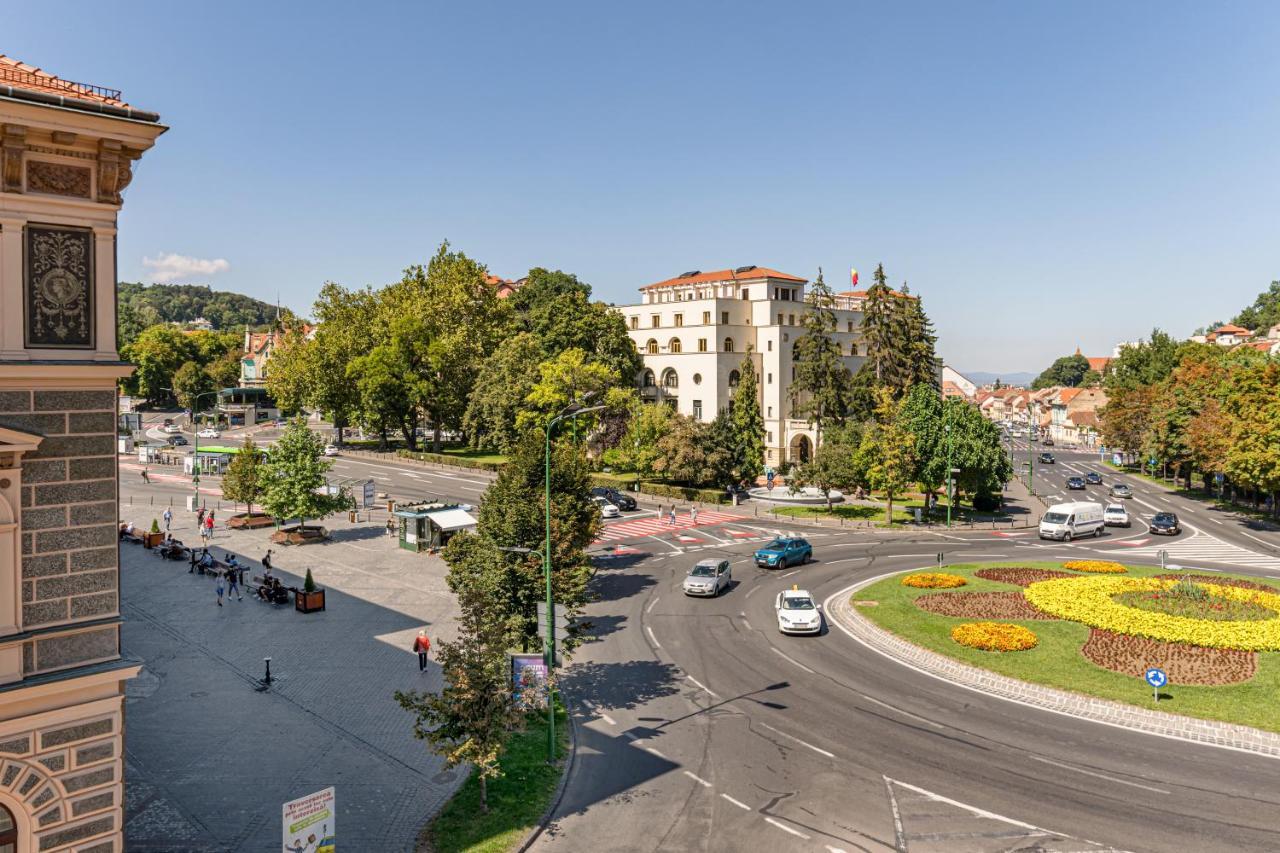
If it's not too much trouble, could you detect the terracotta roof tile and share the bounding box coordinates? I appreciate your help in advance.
[643,267,806,290]
[1214,324,1251,335]
[0,54,130,107]
[1086,357,1111,372]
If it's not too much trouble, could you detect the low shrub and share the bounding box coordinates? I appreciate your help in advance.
[951,621,1038,651]
[396,449,505,472]
[636,481,728,504]
[1062,559,1127,574]
[901,572,967,589]
[971,491,1001,511]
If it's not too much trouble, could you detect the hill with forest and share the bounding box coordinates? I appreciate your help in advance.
[118,282,292,348]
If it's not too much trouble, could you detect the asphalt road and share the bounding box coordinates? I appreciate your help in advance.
[536,475,1280,852]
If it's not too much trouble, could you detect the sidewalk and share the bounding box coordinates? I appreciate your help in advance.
[120,509,464,851]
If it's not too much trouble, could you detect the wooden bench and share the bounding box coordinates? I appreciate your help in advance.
[250,575,295,604]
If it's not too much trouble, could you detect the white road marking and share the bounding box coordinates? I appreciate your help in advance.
[744,585,761,599]
[824,557,867,565]
[1026,754,1169,794]
[759,721,835,757]
[598,713,617,726]
[856,692,946,730]
[739,612,753,631]
[1132,497,1162,512]
[763,817,810,840]
[720,793,752,810]
[825,846,849,853]
[683,770,712,787]
[1239,530,1277,549]
[780,569,799,578]
[686,675,719,698]
[646,596,659,614]
[623,732,638,741]
[645,746,666,759]
[1208,517,1223,525]
[645,626,661,648]
[769,646,816,675]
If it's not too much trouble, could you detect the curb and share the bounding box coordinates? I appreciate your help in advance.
[515,696,579,853]
[825,572,1280,759]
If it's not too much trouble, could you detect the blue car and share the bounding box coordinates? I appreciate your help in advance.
[754,537,812,569]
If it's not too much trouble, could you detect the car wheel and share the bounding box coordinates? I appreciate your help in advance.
[1094,526,1102,538]
[1064,531,1072,542]
[778,558,787,570]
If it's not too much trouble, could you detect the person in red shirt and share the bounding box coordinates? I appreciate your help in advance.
[413,631,431,672]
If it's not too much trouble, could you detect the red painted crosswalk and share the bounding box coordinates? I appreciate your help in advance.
[594,510,751,543]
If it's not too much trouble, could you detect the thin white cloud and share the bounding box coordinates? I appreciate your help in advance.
[142,252,230,284]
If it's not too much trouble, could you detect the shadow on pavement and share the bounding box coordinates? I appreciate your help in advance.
[559,659,682,712]
[590,570,658,604]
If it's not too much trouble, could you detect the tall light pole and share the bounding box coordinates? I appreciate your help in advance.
[1027,401,1036,496]
[164,388,220,511]
[543,400,605,763]
[944,423,953,528]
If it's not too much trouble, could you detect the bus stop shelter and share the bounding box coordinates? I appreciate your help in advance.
[393,502,478,552]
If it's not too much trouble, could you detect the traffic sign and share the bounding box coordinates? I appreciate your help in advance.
[1145,667,1167,702]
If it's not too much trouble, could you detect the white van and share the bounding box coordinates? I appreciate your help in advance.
[1039,501,1104,541]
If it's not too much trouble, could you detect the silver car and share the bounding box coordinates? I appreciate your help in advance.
[682,559,731,597]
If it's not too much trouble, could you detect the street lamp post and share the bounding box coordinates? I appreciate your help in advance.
[163,388,220,511]
[944,423,952,528]
[542,401,605,763]
[1027,403,1036,496]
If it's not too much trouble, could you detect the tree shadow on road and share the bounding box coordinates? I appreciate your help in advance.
[558,659,681,712]
[590,570,657,604]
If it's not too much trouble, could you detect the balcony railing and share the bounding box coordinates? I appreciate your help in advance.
[0,66,122,102]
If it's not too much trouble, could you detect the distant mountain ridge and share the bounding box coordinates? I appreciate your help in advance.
[118,281,283,330]
[961,370,1036,387]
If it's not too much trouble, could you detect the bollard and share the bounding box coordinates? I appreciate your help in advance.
[262,657,273,685]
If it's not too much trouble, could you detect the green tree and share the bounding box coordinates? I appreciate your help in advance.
[464,333,546,453]
[476,431,597,654]
[790,269,853,430]
[309,282,378,444]
[259,418,349,527]
[859,264,903,389]
[349,344,414,449]
[121,324,196,403]
[1103,329,1181,393]
[395,534,519,813]
[518,349,616,433]
[221,437,264,516]
[899,285,940,390]
[604,401,675,480]
[1231,280,1280,333]
[729,351,765,483]
[652,413,713,485]
[1031,352,1091,389]
[789,437,859,509]
[855,389,917,524]
[170,360,211,412]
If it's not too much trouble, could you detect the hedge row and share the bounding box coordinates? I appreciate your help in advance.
[395,449,506,472]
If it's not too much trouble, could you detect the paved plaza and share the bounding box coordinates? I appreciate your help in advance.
[118,506,463,851]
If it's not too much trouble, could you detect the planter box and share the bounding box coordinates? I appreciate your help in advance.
[142,531,164,549]
[295,589,326,613]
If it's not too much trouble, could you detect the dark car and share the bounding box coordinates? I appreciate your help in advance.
[1085,471,1103,485]
[1150,512,1181,535]
[166,435,188,446]
[754,537,812,569]
[589,486,636,511]
[1042,437,1054,446]
[1066,476,1086,490]
[1038,452,1055,464]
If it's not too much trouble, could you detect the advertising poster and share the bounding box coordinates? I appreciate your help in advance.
[282,787,335,853]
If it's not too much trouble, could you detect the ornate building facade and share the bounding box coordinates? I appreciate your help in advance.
[0,55,164,852]
[616,266,868,467]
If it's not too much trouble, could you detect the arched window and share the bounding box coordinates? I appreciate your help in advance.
[0,803,16,852]
[668,337,682,354]
[728,369,741,388]
[723,337,734,353]
[646,339,659,355]
[661,368,679,389]
[850,342,858,356]
[642,369,655,388]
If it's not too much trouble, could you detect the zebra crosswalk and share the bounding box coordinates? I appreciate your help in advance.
[594,510,754,543]
[1107,526,1280,571]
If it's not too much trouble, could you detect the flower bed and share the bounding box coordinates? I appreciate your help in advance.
[915,591,1056,620]
[1062,560,1127,574]
[1024,576,1280,650]
[974,567,1076,587]
[951,622,1038,652]
[901,572,967,589]
[1155,574,1273,592]
[1115,587,1276,622]
[1081,628,1258,686]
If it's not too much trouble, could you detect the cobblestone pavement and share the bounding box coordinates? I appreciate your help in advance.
[119,508,464,851]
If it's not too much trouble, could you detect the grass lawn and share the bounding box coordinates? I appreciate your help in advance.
[771,503,913,525]
[435,447,508,466]
[427,705,570,853]
[590,470,639,488]
[856,561,1280,733]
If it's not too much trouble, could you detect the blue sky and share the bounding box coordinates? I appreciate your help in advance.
[9,2,1280,373]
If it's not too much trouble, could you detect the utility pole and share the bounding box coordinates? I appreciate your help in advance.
[945,423,953,528]
[1027,402,1036,496]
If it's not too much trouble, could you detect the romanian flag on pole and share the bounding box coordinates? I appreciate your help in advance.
[850,268,859,288]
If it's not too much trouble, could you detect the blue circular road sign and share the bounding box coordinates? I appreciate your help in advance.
[1144,668,1167,688]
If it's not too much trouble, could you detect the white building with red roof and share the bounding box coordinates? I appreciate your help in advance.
[617,265,868,468]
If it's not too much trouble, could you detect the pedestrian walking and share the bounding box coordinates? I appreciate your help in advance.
[690,506,699,526]
[413,631,431,672]
[669,507,677,526]
[197,507,206,528]
[225,561,243,601]
[262,549,273,573]
[163,508,172,532]
[141,469,150,484]
[215,572,225,607]
[188,547,198,574]
[204,514,214,540]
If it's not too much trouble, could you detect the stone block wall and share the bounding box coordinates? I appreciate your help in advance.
[0,388,119,675]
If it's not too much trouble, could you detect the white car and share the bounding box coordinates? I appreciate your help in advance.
[163,423,181,434]
[682,559,731,597]
[323,444,339,457]
[591,496,620,519]
[196,428,220,439]
[1103,503,1130,527]
[776,588,822,635]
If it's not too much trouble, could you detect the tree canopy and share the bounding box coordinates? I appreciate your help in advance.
[1031,353,1091,389]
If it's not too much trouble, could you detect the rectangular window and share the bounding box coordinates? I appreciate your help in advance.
[721,311,729,325]
[693,400,703,421]
[767,406,773,417]
[702,311,711,324]
[630,316,638,330]
[789,314,795,325]
[674,313,683,327]
[767,373,773,384]
[740,288,748,300]
[651,314,660,328]
[777,313,784,325]
[767,431,773,443]
[698,338,707,352]
[767,340,772,351]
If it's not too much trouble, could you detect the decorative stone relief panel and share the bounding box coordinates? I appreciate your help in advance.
[24,225,94,349]
[26,162,91,199]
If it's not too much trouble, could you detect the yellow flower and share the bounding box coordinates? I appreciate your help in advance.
[1062,560,1127,574]
[951,621,1038,651]
[1024,577,1280,650]
[902,572,967,589]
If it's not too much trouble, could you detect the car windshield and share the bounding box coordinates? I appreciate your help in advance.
[1043,512,1068,523]
[690,565,716,577]
[766,539,789,550]
[1154,514,1176,523]
[1106,506,1125,513]
[781,596,814,610]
